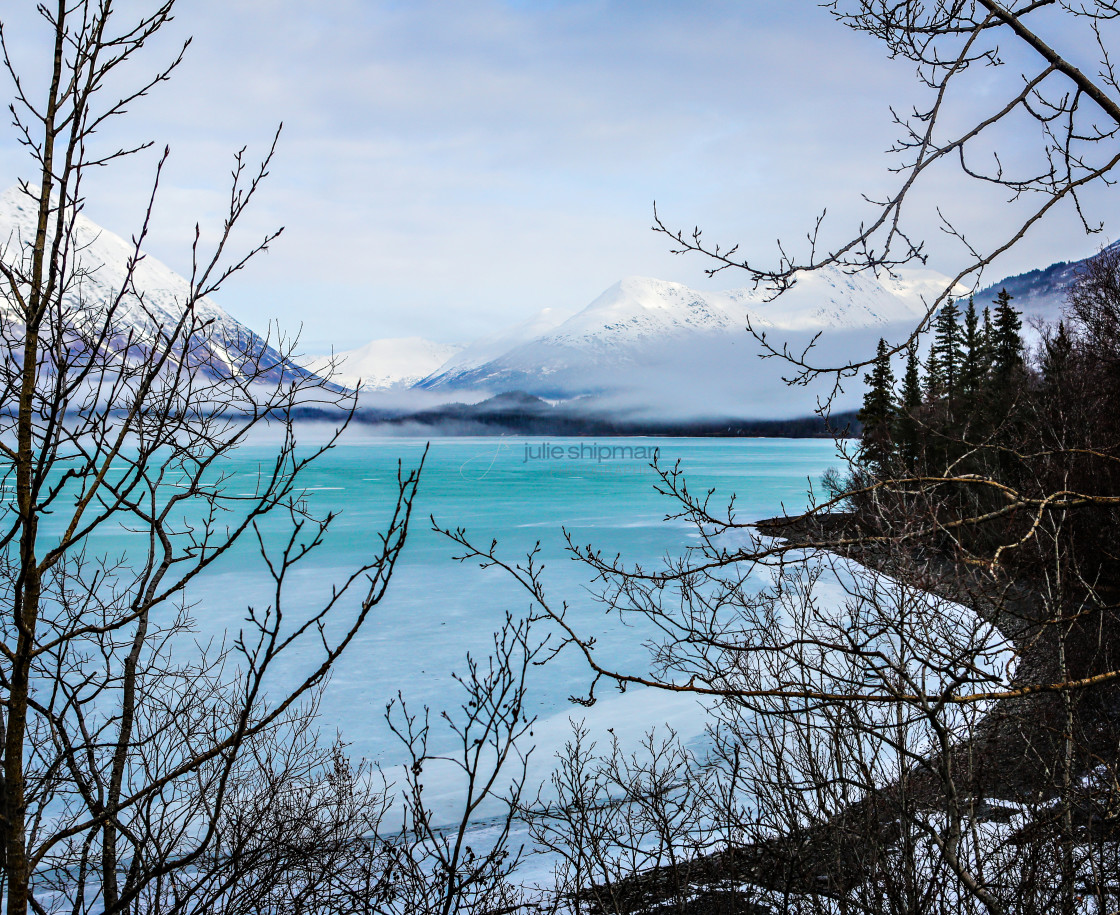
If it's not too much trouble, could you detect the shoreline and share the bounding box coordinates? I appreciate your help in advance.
[589,511,1107,911]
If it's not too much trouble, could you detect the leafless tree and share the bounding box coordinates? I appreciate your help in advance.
[440,9,1120,909]
[385,615,540,915]
[0,3,440,912]
[526,723,720,915]
[655,0,1120,386]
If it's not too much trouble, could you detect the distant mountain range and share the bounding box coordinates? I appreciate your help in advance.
[399,270,962,419]
[4,183,1110,430]
[367,247,1108,421]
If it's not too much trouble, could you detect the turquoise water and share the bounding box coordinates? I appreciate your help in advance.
[158,434,845,767]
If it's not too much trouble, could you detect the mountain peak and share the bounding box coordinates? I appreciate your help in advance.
[414,268,950,415]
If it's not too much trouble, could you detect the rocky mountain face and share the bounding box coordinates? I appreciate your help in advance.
[0,185,322,389]
[972,241,1120,322]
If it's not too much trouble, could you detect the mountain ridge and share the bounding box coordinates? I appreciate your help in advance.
[411,269,952,415]
[972,240,1120,320]
[0,185,322,389]
[8,180,1108,425]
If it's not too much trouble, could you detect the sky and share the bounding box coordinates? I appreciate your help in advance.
[1,0,1117,353]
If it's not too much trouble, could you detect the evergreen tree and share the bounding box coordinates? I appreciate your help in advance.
[896,342,923,472]
[859,338,897,476]
[981,288,1027,480]
[902,342,922,414]
[1041,320,1074,389]
[991,288,1024,378]
[924,347,944,401]
[981,306,994,377]
[928,300,964,404]
[961,297,983,396]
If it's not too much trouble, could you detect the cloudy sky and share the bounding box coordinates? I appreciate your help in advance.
[1,1,1116,352]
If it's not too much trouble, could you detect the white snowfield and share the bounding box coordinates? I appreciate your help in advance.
[298,336,463,391]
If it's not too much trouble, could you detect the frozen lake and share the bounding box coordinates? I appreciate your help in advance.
[77,432,846,855]
[176,434,843,762]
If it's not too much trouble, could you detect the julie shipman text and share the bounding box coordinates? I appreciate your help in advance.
[523,442,658,463]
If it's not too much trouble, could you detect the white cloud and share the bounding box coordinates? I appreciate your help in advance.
[1,0,1117,351]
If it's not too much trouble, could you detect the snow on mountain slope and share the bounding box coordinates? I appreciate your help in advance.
[0,184,319,387]
[433,306,569,375]
[738,269,934,332]
[299,337,462,391]
[416,269,949,413]
[548,270,934,342]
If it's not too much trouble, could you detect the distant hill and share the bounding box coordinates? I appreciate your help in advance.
[351,391,858,438]
[973,240,1120,321]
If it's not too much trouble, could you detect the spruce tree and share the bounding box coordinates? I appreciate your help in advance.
[984,288,1026,480]
[902,342,922,414]
[924,347,944,401]
[991,288,1024,378]
[961,297,983,396]
[981,306,994,377]
[897,342,923,472]
[859,337,897,476]
[926,300,964,407]
[1041,320,1073,389]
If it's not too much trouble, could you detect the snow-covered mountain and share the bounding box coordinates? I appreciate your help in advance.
[415,270,951,417]
[16,172,1105,425]
[0,185,320,388]
[432,306,568,378]
[299,337,462,391]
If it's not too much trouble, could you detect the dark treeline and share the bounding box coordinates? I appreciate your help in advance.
[337,392,855,438]
[857,249,1120,589]
[836,248,1120,910]
[858,288,1026,483]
